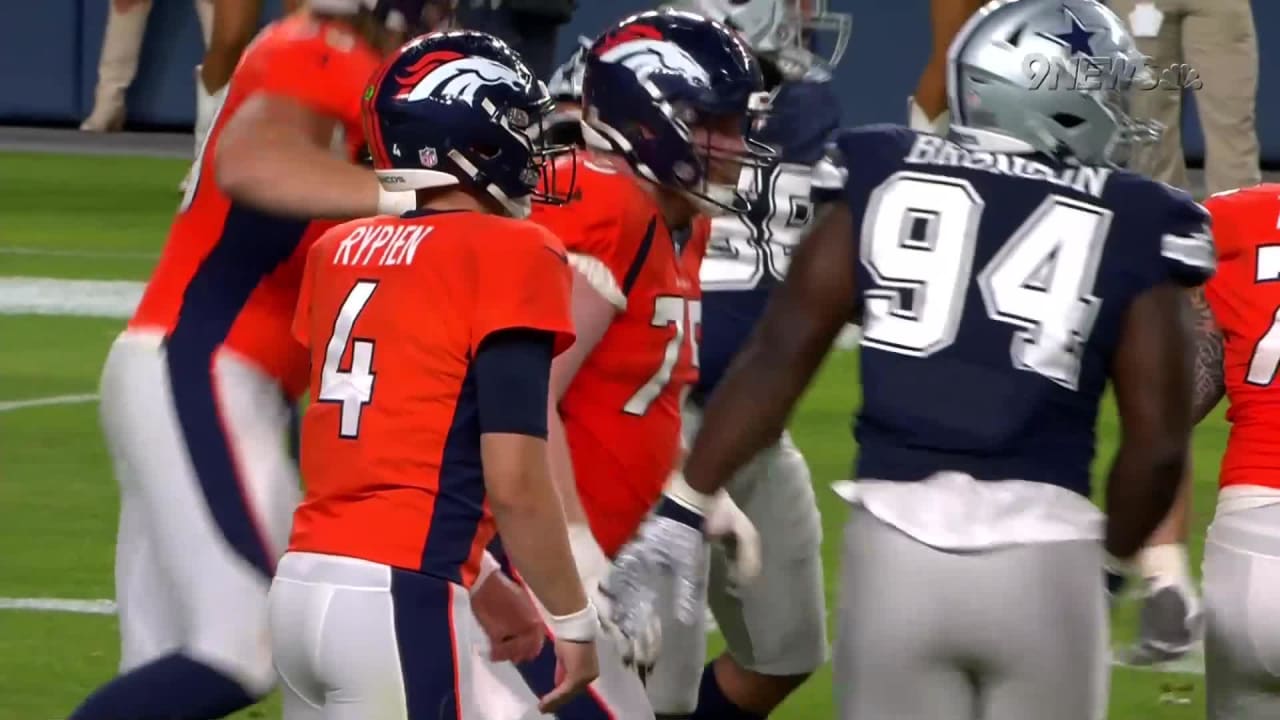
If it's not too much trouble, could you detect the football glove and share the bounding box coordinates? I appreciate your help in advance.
[1104,554,1132,604]
[568,524,660,672]
[601,472,713,630]
[704,488,762,590]
[1119,544,1203,665]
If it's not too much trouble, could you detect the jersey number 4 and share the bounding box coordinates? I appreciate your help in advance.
[318,280,378,438]
[861,173,1109,390]
[624,296,701,416]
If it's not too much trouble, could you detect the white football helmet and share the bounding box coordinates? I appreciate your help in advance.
[664,0,851,80]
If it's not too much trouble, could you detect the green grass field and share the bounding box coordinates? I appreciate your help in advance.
[0,150,1225,719]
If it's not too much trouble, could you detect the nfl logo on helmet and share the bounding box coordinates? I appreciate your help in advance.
[418,146,438,167]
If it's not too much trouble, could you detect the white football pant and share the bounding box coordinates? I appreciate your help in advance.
[102,329,299,695]
[1204,499,1280,720]
[836,505,1108,720]
[645,405,828,714]
[270,552,482,719]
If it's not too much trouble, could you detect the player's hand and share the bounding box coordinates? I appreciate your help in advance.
[704,489,762,589]
[602,472,712,628]
[567,524,661,674]
[469,571,545,664]
[1118,570,1203,666]
[1121,580,1202,665]
[539,619,601,713]
[1104,555,1131,605]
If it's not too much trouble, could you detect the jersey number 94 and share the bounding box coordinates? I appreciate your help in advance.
[860,171,1111,391]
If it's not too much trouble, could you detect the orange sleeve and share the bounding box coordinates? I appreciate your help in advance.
[252,26,379,127]
[1203,194,1241,311]
[292,241,324,349]
[472,225,577,357]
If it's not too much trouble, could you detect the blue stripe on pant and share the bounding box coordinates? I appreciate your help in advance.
[517,640,616,719]
[164,342,273,578]
[162,202,310,578]
[392,568,464,719]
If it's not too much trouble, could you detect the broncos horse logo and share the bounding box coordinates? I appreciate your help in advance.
[596,34,713,88]
[395,50,526,106]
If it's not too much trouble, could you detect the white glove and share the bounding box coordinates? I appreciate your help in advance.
[704,490,761,588]
[601,472,713,636]
[568,524,661,672]
[1119,544,1203,665]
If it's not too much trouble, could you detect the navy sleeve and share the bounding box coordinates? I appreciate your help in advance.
[1156,190,1216,287]
[474,328,554,438]
[1108,174,1216,291]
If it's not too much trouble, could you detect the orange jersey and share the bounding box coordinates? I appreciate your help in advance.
[1204,184,1280,490]
[531,151,709,556]
[129,14,381,399]
[289,210,575,585]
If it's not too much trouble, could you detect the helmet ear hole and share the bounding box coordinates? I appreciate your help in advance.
[472,143,502,160]
[1052,113,1086,129]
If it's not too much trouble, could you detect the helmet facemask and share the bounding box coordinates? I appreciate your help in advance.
[461,99,578,219]
[673,92,776,215]
[665,0,851,81]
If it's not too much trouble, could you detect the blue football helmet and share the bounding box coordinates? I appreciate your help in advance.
[364,31,574,218]
[582,9,774,214]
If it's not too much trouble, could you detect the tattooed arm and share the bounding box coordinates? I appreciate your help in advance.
[1188,286,1225,424]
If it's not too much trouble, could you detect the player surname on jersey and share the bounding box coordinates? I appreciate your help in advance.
[332,224,434,267]
[906,134,1112,198]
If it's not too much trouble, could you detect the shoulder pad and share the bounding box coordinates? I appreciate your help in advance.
[1159,191,1215,286]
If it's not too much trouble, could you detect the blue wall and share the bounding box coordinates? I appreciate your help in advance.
[3,1,1276,164]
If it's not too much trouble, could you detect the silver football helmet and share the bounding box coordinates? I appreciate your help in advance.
[548,35,591,103]
[663,0,851,80]
[530,36,591,146]
[947,0,1163,166]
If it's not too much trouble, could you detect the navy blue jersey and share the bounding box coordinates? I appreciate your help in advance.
[695,79,841,399]
[817,125,1215,497]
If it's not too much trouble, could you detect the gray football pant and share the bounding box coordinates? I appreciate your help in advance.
[1204,502,1280,720]
[836,506,1109,720]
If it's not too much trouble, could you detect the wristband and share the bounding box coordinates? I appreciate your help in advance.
[1138,543,1190,587]
[471,550,501,592]
[377,186,416,216]
[666,471,716,515]
[548,600,598,643]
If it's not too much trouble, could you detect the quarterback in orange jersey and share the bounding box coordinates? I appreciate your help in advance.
[75,4,453,720]
[473,10,773,720]
[1189,185,1280,720]
[271,32,602,719]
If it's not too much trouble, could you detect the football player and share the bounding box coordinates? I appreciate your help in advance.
[1188,185,1280,720]
[180,0,308,192]
[272,31,601,718]
[604,1,1215,718]
[476,9,772,720]
[73,3,452,719]
[533,34,591,148]
[642,1,848,718]
[909,0,985,133]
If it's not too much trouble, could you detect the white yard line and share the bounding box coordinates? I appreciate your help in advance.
[0,598,117,615]
[0,393,98,413]
[0,246,158,260]
[0,276,143,318]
